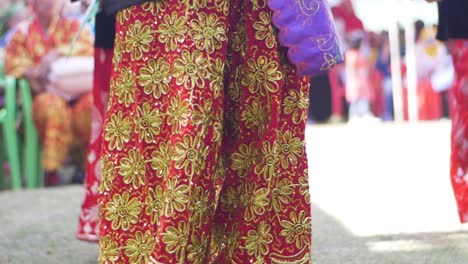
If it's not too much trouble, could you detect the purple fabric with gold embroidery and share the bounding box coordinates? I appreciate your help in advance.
[268,0,344,76]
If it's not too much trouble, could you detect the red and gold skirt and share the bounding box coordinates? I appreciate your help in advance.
[99,1,312,263]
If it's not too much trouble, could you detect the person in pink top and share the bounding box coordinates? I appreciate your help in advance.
[345,34,374,120]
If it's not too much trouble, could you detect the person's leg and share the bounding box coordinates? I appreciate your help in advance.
[77,48,113,242]
[32,93,72,186]
[71,92,93,170]
[450,40,468,223]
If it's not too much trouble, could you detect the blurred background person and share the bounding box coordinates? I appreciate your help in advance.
[4,0,94,186]
[345,33,375,122]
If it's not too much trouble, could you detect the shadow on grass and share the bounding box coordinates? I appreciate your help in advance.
[313,203,468,264]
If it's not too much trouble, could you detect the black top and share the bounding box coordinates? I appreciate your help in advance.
[102,0,151,15]
[437,0,468,41]
[95,11,116,49]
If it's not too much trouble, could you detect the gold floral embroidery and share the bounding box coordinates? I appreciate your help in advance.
[187,233,209,264]
[136,102,163,143]
[174,134,209,177]
[105,192,141,231]
[189,12,227,54]
[243,56,283,96]
[299,169,310,204]
[189,187,212,228]
[167,94,192,133]
[271,179,293,212]
[220,186,240,219]
[162,221,190,261]
[254,141,280,181]
[173,49,209,90]
[241,99,269,134]
[119,149,146,189]
[141,0,168,15]
[138,58,171,99]
[231,142,261,178]
[100,155,116,193]
[104,112,133,151]
[145,186,165,224]
[240,183,269,221]
[280,211,312,249]
[283,89,309,124]
[125,20,154,61]
[209,58,225,98]
[124,230,156,264]
[278,130,305,169]
[192,98,214,128]
[114,68,136,107]
[164,178,190,217]
[243,222,273,257]
[99,235,120,264]
[253,12,275,49]
[157,11,188,52]
[150,142,173,179]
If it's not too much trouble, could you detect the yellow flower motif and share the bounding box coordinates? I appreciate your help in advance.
[299,169,310,204]
[117,8,132,25]
[243,222,273,257]
[157,11,187,51]
[226,227,240,260]
[124,230,156,264]
[240,183,269,221]
[283,89,309,124]
[187,233,209,264]
[189,12,227,54]
[241,99,269,134]
[271,179,293,212]
[280,211,312,249]
[145,186,164,224]
[192,98,213,128]
[119,149,146,189]
[190,187,212,228]
[231,23,246,53]
[242,56,282,96]
[138,58,171,99]
[212,120,223,144]
[209,58,225,99]
[174,134,209,177]
[164,178,190,217]
[253,12,276,49]
[104,112,133,151]
[214,0,229,15]
[231,142,260,178]
[125,20,154,61]
[141,0,168,15]
[173,49,209,90]
[135,102,163,143]
[150,142,173,179]
[105,192,141,231]
[114,68,136,107]
[100,155,116,193]
[278,130,305,169]
[167,94,192,134]
[220,186,240,219]
[179,0,207,9]
[99,235,120,264]
[162,221,190,262]
[254,141,280,181]
[113,35,123,67]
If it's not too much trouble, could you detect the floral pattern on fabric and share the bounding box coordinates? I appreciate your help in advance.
[99,1,312,263]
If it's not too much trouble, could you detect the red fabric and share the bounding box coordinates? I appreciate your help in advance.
[331,5,364,33]
[76,48,113,242]
[329,66,345,117]
[345,49,373,102]
[450,40,468,223]
[98,1,312,263]
[402,80,442,121]
[370,69,384,117]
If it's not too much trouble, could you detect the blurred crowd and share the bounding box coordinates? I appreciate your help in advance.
[309,0,454,123]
